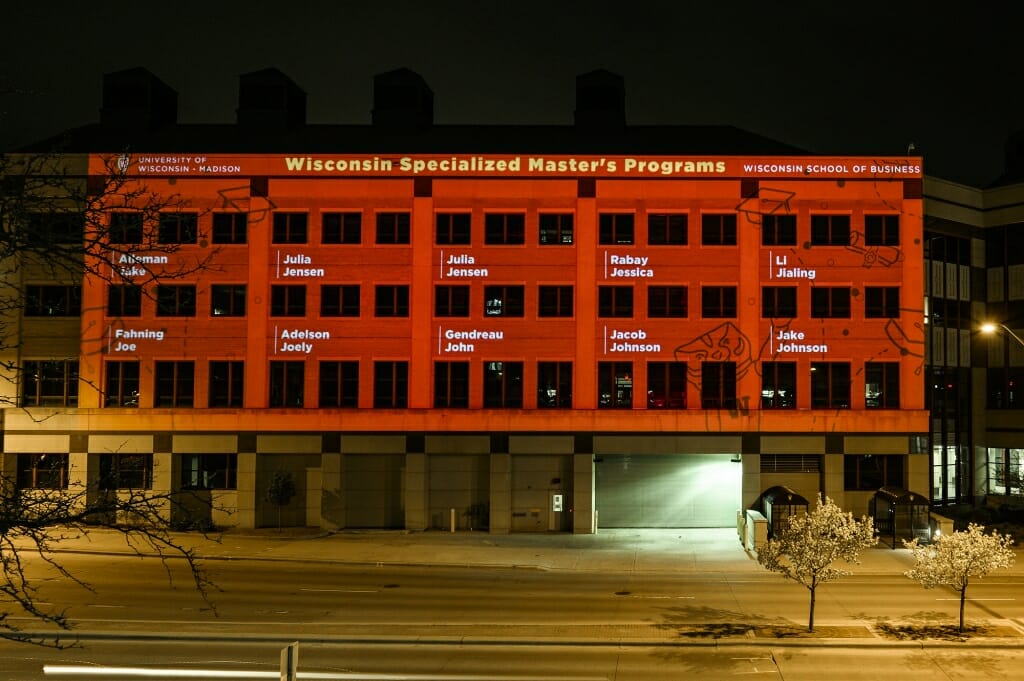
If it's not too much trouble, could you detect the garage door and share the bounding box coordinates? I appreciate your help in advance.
[595,454,741,527]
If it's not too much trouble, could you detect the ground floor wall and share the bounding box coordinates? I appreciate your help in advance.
[1,430,927,533]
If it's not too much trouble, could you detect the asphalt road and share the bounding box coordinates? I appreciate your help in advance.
[4,552,1024,679]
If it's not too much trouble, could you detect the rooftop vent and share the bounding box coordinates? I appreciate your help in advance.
[100,67,177,130]
[372,68,434,129]
[574,69,625,130]
[237,68,307,129]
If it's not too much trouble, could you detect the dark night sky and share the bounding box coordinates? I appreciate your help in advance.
[3,1,1021,187]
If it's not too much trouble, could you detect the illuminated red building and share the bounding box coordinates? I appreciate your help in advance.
[2,68,928,532]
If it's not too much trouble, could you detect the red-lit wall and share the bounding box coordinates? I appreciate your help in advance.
[78,153,927,436]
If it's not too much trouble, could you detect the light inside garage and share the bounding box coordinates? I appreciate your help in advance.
[596,454,742,528]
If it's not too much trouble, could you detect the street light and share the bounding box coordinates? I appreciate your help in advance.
[980,322,1024,349]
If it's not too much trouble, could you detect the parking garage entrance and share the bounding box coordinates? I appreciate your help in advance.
[595,453,742,527]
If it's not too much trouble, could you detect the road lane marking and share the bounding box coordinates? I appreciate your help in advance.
[44,664,608,679]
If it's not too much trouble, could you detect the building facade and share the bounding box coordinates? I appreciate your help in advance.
[1,68,933,531]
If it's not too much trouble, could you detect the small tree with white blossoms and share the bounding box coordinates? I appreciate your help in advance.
[904,523,1015,633]
[757,495,876,632]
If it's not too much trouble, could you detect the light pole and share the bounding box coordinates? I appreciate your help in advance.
[980,322,1024,348]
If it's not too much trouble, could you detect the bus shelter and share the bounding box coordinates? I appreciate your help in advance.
[870,486,930,548]
[754,486,809,539]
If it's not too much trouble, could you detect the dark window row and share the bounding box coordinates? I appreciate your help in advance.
[99,359,899,411]
[106,283,899,320]
[15,452,237,491]
[104,211,900,247]
[762,286,899,318]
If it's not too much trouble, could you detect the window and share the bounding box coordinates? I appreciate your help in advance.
[154,360,195,407]
[598,286,634,317]
[211,284,246,316]
[26,211,84,245]
[322,212,361,244]
[988,367,1024,409]
[376,212,411,244]
[811,287,851,318]
[647,362,686,408]
[321,285,360,317]
[269,361,304,407]
[865,362,900,408]
[25,285,81,316]
[434,361,470,408]
[599,213,634,245]
[435,285,470,317]
[156,285,197,316]
[158,212,198,244]
[209,360,244,407]
[373,361,408,408]
[100,453,153,489]
[865,214,899,246]
[702,286,737,318]
[762,214,797,246]
[17,454,68,489]
[105,361,140,407]
[109,212,143,244]
[761,362,796,409]
[702,361,737,408]
[537,361,572,408]
[811,362,851,409]
[270,285,307,316]
[483,361,523,408]
[598,362,633,408]
[539,213,574,245]
[319,361,359,408]
[272,212,308,244]
[21,360,78,407]
[762,287,797,318]
[865,286,899,318]
[485,213,525,245]
[181,453,238,489]
[538,286,573,317]
[648,286,687,317]
[108,285,142,316]
[810,214,851,245]
[844,454,904,490]
[436,213,471,245]
[701,214,737,245]
[648,213,687,245]
[212,212,247,244]
[375,285,410,317]
[484,285,525,317]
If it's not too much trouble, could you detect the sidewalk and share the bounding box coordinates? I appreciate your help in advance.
[54,525,946,575]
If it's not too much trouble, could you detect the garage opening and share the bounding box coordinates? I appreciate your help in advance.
[595,453,741,528]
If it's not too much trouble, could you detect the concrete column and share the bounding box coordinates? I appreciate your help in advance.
[67,452,93,512]
[319,452,345,530]
[235,452,257,529]
[572,453,595,534]
[489,453,511,534]
[741,454,762,511]
[405,453,428,531]
[822,453,844,503]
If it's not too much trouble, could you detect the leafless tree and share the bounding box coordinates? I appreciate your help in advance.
[1,150,222,644]
[0,149,217,406]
